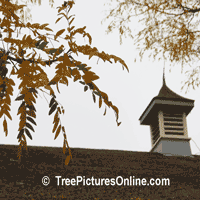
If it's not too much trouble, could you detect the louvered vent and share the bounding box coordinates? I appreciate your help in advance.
[163,112,184,135]
[151,121,160,145]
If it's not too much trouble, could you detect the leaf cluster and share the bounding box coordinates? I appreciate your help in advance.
[0,0,128,165]
[102,0,200,86]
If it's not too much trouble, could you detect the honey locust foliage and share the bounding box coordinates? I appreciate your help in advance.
[10,0,55,23]
[102,0,200,91]
[0,0,128,165]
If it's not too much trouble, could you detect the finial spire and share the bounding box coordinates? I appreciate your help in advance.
[163,61,166,86]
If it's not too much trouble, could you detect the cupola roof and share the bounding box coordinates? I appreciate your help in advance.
[156,73,193,101]
[139,72,194,125]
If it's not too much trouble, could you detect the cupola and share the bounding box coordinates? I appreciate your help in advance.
[139,72,194,156]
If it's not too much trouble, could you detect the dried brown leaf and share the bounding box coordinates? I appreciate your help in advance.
[49,97,55,107]
[15,94,25,101]
[26,122,35,132]
[25,128,32,140]
[92,93,96,103]
[49,102,58,115]
[27,116,37,126]
[17,129,24,139]
[99,96,102,108]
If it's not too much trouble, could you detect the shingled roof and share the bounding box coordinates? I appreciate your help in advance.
[0,144,200,199]
[139,73,194,125]
[156,73,194,102]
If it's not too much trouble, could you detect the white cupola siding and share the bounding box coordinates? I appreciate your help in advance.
[139,72,194,156]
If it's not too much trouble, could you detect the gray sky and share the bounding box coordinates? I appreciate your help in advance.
[1,0,200,155]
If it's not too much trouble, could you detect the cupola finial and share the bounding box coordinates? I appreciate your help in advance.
[163,61,166,86]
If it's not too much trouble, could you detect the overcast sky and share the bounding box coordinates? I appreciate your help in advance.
[1,0,200,155]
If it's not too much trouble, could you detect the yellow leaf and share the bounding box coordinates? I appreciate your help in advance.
[89,51,95,60]
[55,62,64,70]
[2,104,10,111]
[65,155,71,165]
[24,92,36,104]
[26,35,32,44]
[52,119,59,133]
[32,23,40,28]
[82,71,99,84]
[44,27,53,32]
[100,91,107,99]
[3,117,8,136]
[63,132,67,140]
[53,110,59,124]
[83,32,92,45]
[64,35,71,40]
[55,29,65,40]
[22,34,26,41]
[68,26,75,32]
[18,117,26,131]
[36,72,49,87]
[61,76,69,86]
[112,105,119,116]
[59,78,66,84]
[63,53,73,68]
[62,126,65,133]
[57,107,61,114]
[58,12,67,19]
[57,56,64,62]
[33,30,37,36]
[54,124,61,140]
[4,95,11,105]
[64,67,71,78]
[40,23,49,29]
[48,74,61,85]
[58,6,65,13]
[88,33,92,45]
[37,58,46,66]
[63,142,66,154]
[44,85,55,96]
[69,17,75,25]
[26,110,36,118]
[0,111,3,118]
[55,17,63,24]
[4,110,12,120]
[8,78,15,86]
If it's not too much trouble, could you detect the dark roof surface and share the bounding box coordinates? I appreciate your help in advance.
[0,144,200,199]
[156,74,194,102]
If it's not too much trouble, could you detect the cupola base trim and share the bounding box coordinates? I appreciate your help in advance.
[151,137,192,156]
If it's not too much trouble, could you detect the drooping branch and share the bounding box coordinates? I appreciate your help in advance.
[7,54,59,66]
[0,0,129,168]
[176,1,200,13]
